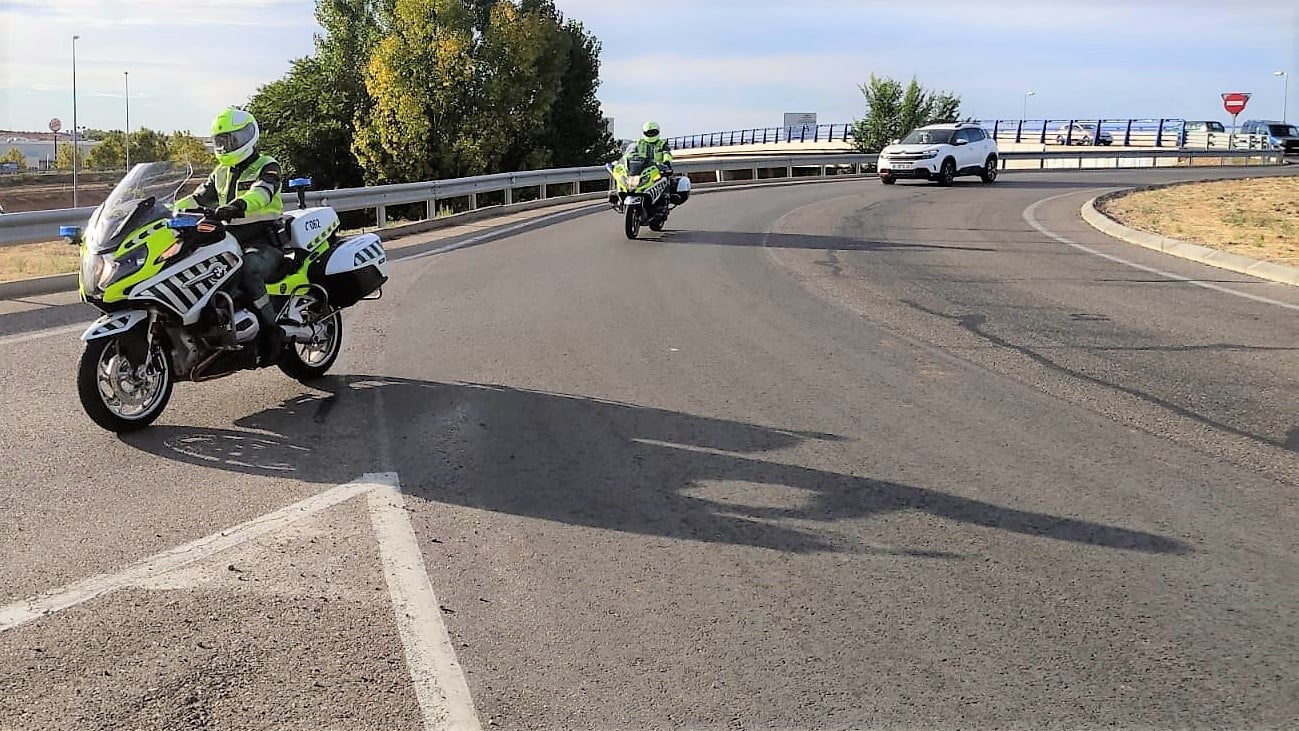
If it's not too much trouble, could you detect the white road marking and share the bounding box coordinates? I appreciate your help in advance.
[0,477,378,632]
[366,473,482,731]
[1023,191,1299,312]
[0,322,86,346]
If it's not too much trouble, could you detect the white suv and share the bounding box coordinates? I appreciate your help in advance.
[877,123,999,186]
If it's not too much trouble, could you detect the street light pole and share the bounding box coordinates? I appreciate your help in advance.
[1276,71,1289,121]
[72,34,80,208]
[124,71,130,170]
[1023,91,1035,121]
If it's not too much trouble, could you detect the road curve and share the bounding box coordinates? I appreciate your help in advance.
[2,166,1298,730]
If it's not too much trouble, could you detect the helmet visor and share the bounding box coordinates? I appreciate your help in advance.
[643,128,659,139]
[213,125,256,154]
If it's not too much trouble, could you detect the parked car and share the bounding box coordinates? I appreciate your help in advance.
[876,122,1000,186]
[1053,122,1113,146]
[1182,120,1227,148]
[1233,120,1299,154]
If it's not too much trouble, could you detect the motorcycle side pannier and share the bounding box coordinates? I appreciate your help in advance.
[316,233,389,308]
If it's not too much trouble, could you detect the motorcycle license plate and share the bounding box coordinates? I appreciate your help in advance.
[625,196,643,205]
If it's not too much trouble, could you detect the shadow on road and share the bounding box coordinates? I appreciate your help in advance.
[120,376,1190,557]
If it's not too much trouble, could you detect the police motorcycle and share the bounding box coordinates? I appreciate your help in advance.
[605,143,690,239]
[60,161,389,432]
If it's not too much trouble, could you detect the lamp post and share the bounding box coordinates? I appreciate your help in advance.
[72,34,80,208]
[124,71,130,170]
[1023,91,1035,121]
[1275,71,1289,121]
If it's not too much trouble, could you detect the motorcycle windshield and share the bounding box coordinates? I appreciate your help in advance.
[624,156,652,176]
[86,161,195,253]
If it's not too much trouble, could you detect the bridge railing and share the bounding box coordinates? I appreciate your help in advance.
[665,119,1204,150]
[0,149,1284,249]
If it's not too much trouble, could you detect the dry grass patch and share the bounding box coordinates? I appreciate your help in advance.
[0,241,80,282]
[1100,177,1299,264]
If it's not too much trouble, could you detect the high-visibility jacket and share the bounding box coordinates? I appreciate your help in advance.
[176,153,283,223]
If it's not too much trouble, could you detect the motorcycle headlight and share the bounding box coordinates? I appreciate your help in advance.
[81,252,115,295]
[627,175,642,187]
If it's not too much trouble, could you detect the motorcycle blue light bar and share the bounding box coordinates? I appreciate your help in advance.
[289,177,312,188]
[58,225,80,237]
[167,216,199,229]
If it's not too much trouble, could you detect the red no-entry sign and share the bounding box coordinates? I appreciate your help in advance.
[1222,92,1251,116]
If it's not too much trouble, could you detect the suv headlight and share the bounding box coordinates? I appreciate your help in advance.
[918,150,940,159]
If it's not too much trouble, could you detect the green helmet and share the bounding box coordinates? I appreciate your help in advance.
[642,121,661,139]
[211,107,259,167]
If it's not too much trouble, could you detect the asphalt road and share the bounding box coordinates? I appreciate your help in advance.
[2,166,1298,730]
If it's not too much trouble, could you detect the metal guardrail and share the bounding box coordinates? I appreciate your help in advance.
[0,149,1284,248]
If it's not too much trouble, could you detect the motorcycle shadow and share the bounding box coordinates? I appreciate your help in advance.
[119,374,1189,557]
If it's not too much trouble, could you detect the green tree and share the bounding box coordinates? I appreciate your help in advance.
[86,133,126,169]
[168,132,212,166]
[248,0,390,189]
[55,142,85,170]
[543,17,620,166]
[352,0,478,183]
[128,128,171,163]
[469,0,567,172]
[851,74,962,153]
[1,147,28,171]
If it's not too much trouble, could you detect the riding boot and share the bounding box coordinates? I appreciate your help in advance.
[252,293,284,366]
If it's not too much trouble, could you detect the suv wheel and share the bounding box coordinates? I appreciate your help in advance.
[936,159,956,186]
[980,156,998,184]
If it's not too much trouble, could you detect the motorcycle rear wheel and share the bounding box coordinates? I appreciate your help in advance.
[278,310,343,382]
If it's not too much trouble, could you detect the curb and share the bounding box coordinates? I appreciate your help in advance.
[1081,189,1299,287]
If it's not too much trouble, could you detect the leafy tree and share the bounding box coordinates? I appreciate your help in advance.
[248,0,390,189]
[86,133,126,169]
[1,147,28,171]
[168,132,212,166]
[851,74,962,153]
[469,1,567,172]
[55,142,85,170]
[352,0,478,183]
[129,128,171,163]
[544,18,620,166]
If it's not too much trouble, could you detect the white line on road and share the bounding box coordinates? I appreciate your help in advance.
[0,477,378,632]
[366,472,482,731]
[1024,191,1299,312]
[0,322,85,346]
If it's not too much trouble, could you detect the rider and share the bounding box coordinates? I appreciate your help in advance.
[174,107,286,365]
[635,121,674,171]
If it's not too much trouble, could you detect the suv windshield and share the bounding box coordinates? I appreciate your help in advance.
[1268,124,1299,137]
[900,129,954,145]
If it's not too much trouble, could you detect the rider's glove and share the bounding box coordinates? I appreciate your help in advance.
[214,199,247,222]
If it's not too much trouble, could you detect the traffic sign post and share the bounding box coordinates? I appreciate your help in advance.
[48,118,61,172]
[1222,92,1251,149]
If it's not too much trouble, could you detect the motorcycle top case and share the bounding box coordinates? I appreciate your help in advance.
[317,233,389,308]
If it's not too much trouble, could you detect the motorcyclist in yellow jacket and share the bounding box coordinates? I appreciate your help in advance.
[175,107,286,365]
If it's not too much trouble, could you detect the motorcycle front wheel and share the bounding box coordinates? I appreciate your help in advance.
[624,206,642,240]
[77,334,174,432]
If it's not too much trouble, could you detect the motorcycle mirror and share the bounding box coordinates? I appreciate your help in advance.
[59,225,82,246]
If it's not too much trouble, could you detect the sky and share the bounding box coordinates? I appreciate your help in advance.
[1,0,1297,140]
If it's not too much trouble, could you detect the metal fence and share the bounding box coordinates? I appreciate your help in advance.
[665,119,1215,150]
[0,149,1285,248]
